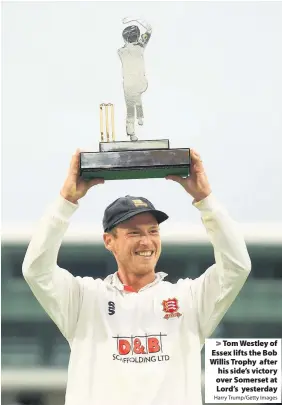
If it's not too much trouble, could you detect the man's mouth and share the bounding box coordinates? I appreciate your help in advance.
[135,251,154,257]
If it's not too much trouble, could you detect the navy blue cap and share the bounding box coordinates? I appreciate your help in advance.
[103,195,169,232]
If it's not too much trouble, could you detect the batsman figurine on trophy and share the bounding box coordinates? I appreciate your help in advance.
[118,17,152,141]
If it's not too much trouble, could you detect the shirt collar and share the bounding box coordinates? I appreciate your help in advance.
[104,271,168,292]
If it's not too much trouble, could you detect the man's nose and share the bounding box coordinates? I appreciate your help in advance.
[139,234,151,244]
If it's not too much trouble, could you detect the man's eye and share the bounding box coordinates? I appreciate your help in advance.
[129,231,139,235]
[151,229,159,234]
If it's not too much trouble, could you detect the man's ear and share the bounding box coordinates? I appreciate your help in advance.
[103,232,114,253]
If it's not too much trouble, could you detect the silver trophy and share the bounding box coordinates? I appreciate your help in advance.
[80,17,190,181]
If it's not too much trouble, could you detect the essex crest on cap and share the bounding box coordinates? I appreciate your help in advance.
[132,199,148,208]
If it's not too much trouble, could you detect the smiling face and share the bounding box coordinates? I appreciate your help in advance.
[103,212,162,277]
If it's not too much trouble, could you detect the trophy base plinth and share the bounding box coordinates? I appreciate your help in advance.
[99,139,169,152]
[80,148,190,181]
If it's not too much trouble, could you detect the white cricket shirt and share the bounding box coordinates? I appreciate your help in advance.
[22,194,251,405]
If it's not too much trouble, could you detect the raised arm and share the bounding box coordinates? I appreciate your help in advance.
[167,149,251,344]
[22,150,104,342]
[189,194,251,344]
[22,196,82,342]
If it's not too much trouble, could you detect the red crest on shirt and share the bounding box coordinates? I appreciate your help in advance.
[162,298,182,320]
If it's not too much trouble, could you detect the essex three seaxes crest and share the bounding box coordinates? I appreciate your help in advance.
[162,298,182,320]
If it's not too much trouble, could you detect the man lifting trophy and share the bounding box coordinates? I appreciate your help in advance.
[80,17,191,181]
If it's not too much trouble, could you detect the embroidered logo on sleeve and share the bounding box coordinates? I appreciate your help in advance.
[162,298,182,320]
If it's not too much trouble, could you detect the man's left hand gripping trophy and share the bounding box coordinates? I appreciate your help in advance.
[118,17,152,141]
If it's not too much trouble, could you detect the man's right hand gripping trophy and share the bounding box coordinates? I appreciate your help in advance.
[118,17,152,141]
